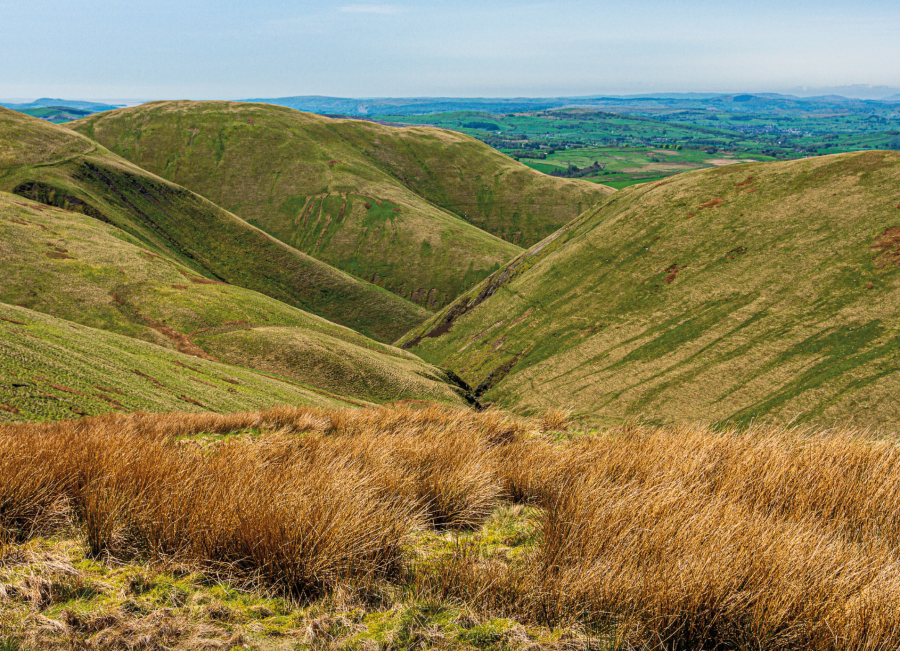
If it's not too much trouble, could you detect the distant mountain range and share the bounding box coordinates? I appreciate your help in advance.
[0,98,122,112]
[5,93,900,122]
[239,93,900,117]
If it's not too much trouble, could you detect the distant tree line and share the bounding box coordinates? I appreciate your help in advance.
[509,151,548,160]
[462,121,501,131]
[550,161,605,178]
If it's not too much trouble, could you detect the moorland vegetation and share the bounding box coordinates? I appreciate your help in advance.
[0,192,468,415]
[4,97,900,650]
[0,107,427,343]
[3,405,900,649]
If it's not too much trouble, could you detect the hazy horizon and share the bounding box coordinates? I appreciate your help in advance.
[2,0,899,100]
[4,85,900,107]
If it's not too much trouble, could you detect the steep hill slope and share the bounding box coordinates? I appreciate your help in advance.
[0,302,355,423]
[0,107,426,342]
[0,192,469,407]
[72,101,610,308]
[400,151,900,429]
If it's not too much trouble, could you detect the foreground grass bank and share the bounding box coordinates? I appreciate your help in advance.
[3,405,900,649]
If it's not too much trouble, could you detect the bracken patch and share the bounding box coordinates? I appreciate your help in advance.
[663,263,686,284]
[700,197,724,209]
[872,225,900,267]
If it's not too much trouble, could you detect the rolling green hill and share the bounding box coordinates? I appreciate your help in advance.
[72,101,611,308]
[400,151,900,430]
[0,107,426,342]
[0,191,469,408]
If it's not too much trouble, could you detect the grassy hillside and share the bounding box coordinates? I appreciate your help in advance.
[0,192,469,408]
[400,151,900,429]
[0,302,357,423]
[0,107,426,342]
[328,111,613,243]
[72,102,609,308]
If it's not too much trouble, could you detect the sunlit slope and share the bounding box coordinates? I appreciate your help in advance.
[333,116,613,243]
[0,192,469,407]
[0,107,426,342]
[400,152,900,429]
[0,303,357,423]
[72,102,608,307]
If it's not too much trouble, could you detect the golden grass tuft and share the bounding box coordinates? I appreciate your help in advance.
[537,407,573,433]
[5,409,900,648]
[539,478,900,649]
[0,404,515,599]
[417,421,900,649]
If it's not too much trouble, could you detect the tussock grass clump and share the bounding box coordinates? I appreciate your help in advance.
[0,404,514,598]
[537,407,573,433]
[0,417,417,599]
[491,437,565,505]
[413,421,900,649]
[0,431,72,544]
[540,479,900,649]
[395,427,501,529]
[522,424,900,649]
[5,409,900,649]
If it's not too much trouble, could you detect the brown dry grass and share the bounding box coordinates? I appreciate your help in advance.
[872,224,900,267]
[425,421,900,650]
[0,405,518,600]
[537,406,573,433]
[4,408,900,649]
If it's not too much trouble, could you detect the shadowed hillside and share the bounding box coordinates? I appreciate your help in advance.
[0,107,427,342]
[400,151,900,429]
[0,192,470,408]
[72,101,610,308]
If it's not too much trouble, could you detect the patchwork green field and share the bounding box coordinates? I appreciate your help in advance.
[71,102,611,308]
[401,151,900,429]
[381,105,900,187]
[0,107,427,343]
[522,146,760,189]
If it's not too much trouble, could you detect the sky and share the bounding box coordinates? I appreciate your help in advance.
[2,0,900,101]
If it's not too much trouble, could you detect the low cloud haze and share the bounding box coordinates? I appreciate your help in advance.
[2,0,899,100]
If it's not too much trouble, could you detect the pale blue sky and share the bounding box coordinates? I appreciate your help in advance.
[2,0,899,101]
